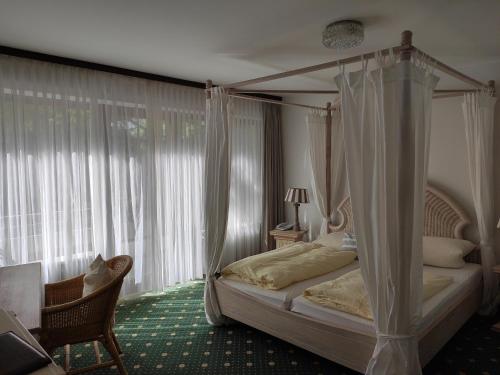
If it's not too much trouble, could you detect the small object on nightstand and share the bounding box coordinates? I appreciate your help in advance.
[269,229,307,249]
[275,222,294,231]
[492,264,500,333]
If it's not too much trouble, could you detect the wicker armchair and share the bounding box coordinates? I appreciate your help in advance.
[40,255,133,375]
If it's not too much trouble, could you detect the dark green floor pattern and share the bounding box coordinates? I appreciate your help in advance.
[53,281,500,374]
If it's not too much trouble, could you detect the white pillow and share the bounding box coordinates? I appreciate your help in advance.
[82,254,113,297]
[313,232,344,250]
[341,232,357,252]
[423,236,476,269]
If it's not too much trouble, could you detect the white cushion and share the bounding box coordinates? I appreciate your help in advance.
[341,232,357,252]
[82,254,113,297]
[423,236,476,269]
[313,232,344,250]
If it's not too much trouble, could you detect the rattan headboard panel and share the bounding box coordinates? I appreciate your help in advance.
[329,185,471,239]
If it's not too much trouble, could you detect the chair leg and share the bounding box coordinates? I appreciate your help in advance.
[111,331,123,355]
[104,332,127,375]
[93,341,102,364]
[64,344,71,372]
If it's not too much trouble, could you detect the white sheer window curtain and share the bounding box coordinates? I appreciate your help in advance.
[222,98,263,266]
[335,53,438,374]
[0,56,264,296]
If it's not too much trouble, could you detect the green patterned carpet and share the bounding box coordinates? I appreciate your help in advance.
[53,281,500,374]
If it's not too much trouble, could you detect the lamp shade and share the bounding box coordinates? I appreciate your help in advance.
[285,188,309,204]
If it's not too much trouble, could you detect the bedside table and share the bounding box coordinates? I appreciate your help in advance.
[492,265,500,333]
[269,229,307,249]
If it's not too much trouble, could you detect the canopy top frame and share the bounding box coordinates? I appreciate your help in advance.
[206,30,495,110]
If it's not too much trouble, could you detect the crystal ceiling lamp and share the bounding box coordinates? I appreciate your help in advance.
[322,20,364,50]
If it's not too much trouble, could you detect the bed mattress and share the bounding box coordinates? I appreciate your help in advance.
[290,263,482,336]
[217,261,359,309]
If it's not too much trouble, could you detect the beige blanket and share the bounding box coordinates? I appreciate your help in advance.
[304,269,453,320]
[221,242,357,290]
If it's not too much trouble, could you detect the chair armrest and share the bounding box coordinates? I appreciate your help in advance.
[45,274,84,306]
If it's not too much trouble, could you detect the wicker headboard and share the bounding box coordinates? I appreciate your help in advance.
[329,185,471,240]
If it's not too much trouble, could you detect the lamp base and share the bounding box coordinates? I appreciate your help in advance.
[293,203,301,232]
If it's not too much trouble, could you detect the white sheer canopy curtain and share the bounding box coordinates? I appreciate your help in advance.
[335,52,438,374]
[462,91,498,313]
[306,109,346,234]
[203,87,232,326]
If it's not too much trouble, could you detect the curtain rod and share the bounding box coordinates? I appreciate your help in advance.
[231,91,470,109]
[232,89,479,95]
[220,31,491,92]
[230,93,329,111]
[221,46,402,89]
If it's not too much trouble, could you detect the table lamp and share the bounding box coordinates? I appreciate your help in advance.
[285,188,309,231]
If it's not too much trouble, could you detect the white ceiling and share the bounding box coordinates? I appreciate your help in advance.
[0,0,499,90]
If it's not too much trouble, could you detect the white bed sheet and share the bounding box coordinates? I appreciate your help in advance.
[217,261,359,309]
[290,263,482,336]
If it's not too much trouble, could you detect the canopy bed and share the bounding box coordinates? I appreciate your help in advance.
[203,30,497,374]
[215,185,482,372]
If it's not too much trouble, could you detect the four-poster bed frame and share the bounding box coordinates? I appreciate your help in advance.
[215,184,482,372]
[207,30,495,232]
[209,30,490,371]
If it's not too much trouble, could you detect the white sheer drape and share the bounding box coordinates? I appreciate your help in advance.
[203,87,232,325]
[0,56,264,298]
[306,109,345,234]
[462,91,498,313]
[0,55,206,295]
[335,56,438,374]
[222,99,263,266]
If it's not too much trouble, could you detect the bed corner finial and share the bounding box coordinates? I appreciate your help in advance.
[400,30,413,61]
[206,80,213,99]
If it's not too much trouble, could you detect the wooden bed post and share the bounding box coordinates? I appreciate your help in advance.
[325,102,332,233]
[400,30,413,61]
[206,79,213,99]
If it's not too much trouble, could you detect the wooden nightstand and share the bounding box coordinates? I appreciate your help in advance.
[269,229,307,249]
[492,265,500,333]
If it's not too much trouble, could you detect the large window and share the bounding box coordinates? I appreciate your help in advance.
[0,55,264,294]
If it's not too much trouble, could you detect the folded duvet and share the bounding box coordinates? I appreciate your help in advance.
[304,269,453,320]
[221,242,356,290]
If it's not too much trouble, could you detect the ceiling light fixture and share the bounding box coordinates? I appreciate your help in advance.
[322,20,364,50]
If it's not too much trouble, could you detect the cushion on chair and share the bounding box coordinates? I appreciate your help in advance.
[83,254,114,297]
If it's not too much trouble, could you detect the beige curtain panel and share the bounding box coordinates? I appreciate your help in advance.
[262,103,285,250]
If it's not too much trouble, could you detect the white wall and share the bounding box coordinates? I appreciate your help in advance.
[282,94,500,259]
